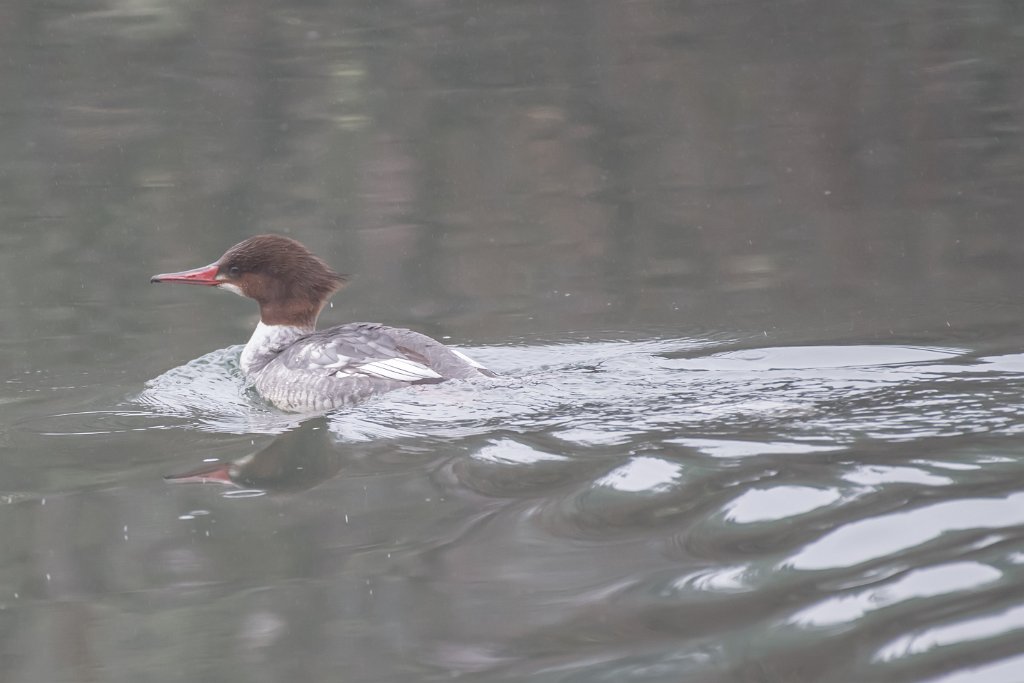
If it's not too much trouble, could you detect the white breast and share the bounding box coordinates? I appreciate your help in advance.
[240,322,307,375]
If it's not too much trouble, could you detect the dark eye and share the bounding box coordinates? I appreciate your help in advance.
[228,266,241,278]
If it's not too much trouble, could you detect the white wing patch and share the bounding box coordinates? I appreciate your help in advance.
[345,358,443,382]
[450,348,488,370]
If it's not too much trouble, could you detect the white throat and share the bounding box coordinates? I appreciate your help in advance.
[239,322,308,375]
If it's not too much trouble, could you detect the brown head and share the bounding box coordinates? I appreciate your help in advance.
[151,235,347,329]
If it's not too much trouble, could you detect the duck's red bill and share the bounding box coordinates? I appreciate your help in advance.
[150,263,220,285]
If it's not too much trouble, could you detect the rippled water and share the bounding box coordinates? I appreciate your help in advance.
[13,335,1024,681]
[5,0,1024,681]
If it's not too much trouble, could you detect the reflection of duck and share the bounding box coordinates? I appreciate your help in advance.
[151,234,494,412]
[165,418,343,492]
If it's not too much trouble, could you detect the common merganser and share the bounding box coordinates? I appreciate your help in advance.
[151,234,494,412]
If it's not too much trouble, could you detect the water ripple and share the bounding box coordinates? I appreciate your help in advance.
[876,601,1024,662]
[724,485,842,523]
[790,562,1003,629]
[925,652,1024,683]
[103,339,1024,455]
[786,492,1024,571]
[19,335,1024,682]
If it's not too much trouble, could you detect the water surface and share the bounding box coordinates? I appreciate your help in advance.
[3,1,1024,682]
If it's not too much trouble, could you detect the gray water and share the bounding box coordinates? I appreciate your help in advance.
[4,1,1024,681]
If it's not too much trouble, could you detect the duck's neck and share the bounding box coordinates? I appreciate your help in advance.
[240,321,311,375]
[257,298,322,329]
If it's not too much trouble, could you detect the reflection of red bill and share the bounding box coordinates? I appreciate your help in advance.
[164,462,235,486]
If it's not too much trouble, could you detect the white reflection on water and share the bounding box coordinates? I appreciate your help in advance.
[668,437,843,458]
[923,459,984,471]
[669,345,963,371]
[790,562,1001,628]
[842,464,954,486]
[976,352,1024,373]
[875,602,1024,661]
[594,456,684,494]
[471,439,569,465]
[787,493,1024,571]
[552,426,636,446]
[924,652,1024,683]
[221,489,267,499]
[724,485,841,523]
